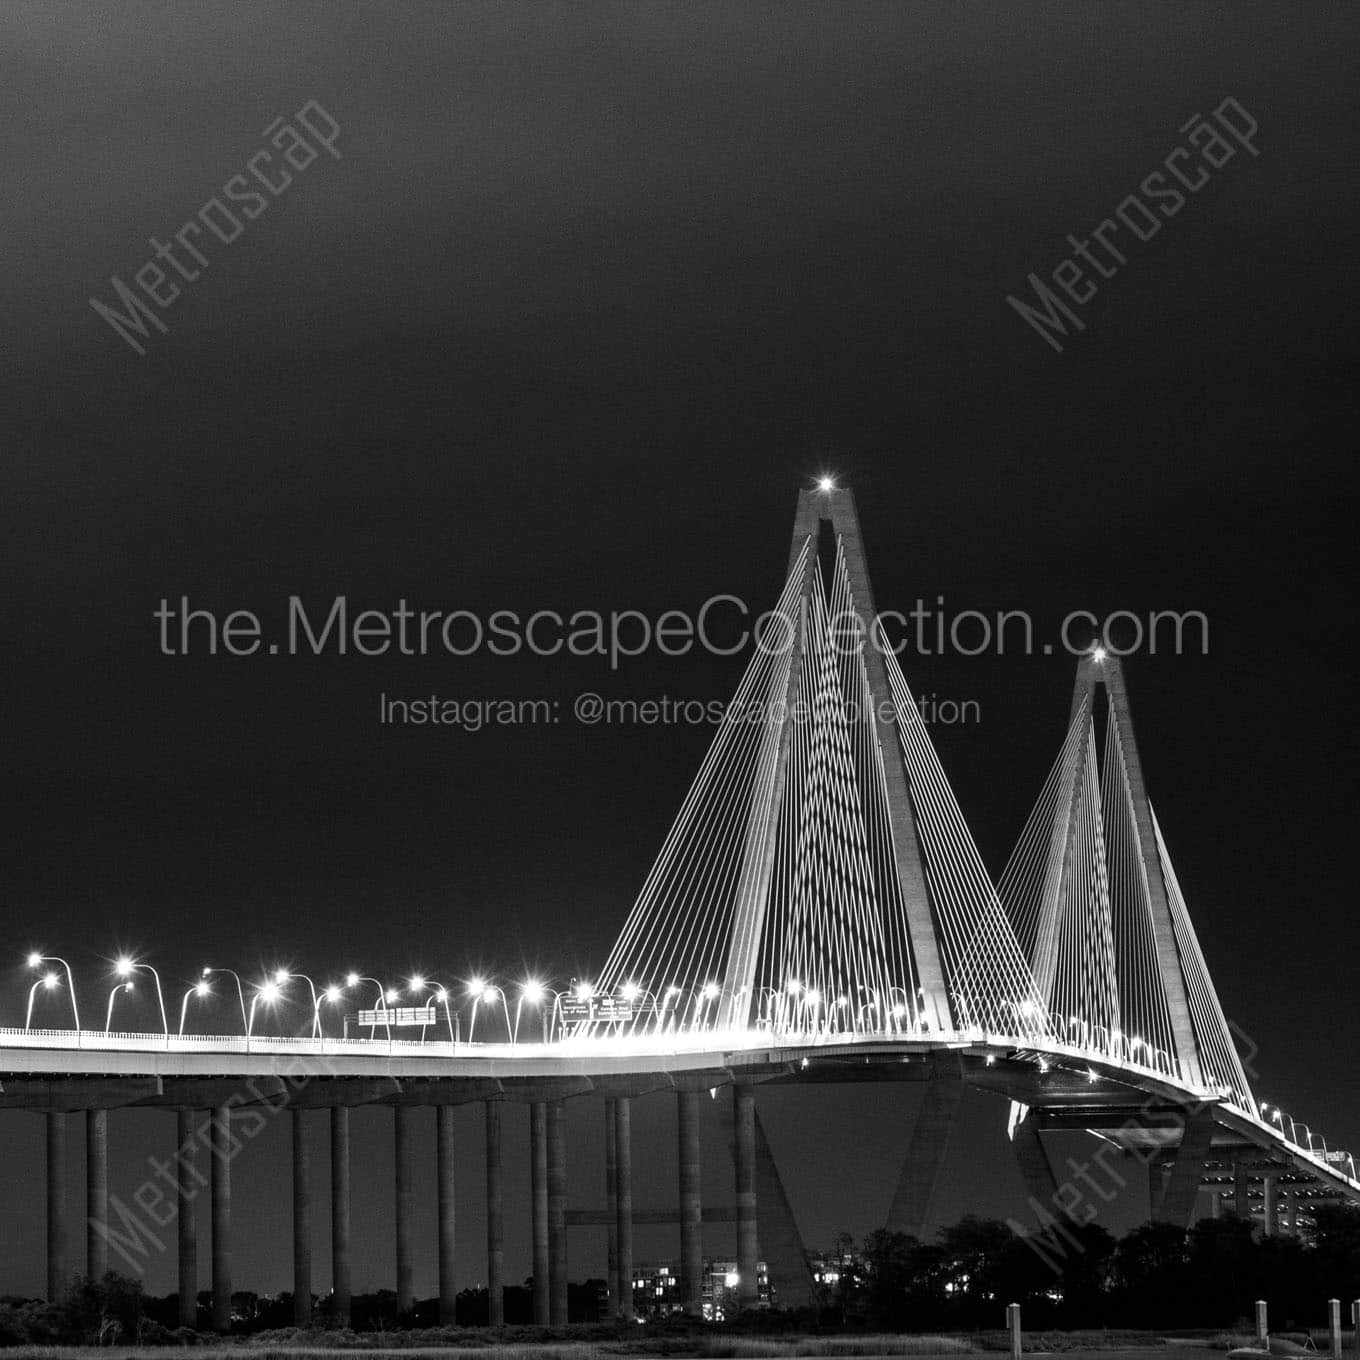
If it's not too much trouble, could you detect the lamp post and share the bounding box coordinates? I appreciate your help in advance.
[24,971,61,1030]
[247,980,282,1045]
[315,983,349,1040]
[346,974,390,1041]
[179,979,212,1035]
[468,984,512,1043]
[27,953,80,1031]
[202,967,248,1033]
[105,980,135,1033]
[514,981,546,1043]
[406,976,458,1043]
[115,957,168,1037]
[275,970,321,1038]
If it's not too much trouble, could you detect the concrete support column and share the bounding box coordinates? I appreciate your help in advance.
[1233,1161,1251,1225]
[176,1111,198,1328]
[604,1098,619,1311]
[530,1102,550,1325]
[485,1102,504,1325]
[678,1090,703,1317]
[615,1096,634,1321]
[330,1107,351,1326]
[1285,1191,1298,1235]
[734,1084,758,1305]
[87,1108,109,1279]
[394,1106,416,1317]
[1263,1175,1278,1237]
[46,1112,68,1301]
[437,1107,457,1325]
[211,1104,232,1331]
[547,1100,568,1323]
[292,1110,312,1326]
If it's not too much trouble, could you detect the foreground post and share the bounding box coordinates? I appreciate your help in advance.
[437,1106,457,1324]
[1352,1301,1360,1356]
[394,1106,415,1317]
[615,1096,634,1321]
[176,1111,198,1327]
[1331,1299,1342,1360]
[292,1110,312,1326]
[734,1084,758,1305]
[678,1089,703,1316]
[46,1112,68,1300]
[530,1102,549,1324]
[330,1108,351,1325]
[486,1101,504,1325]
[547,1100,568,1323]
[87,1108,109,1279]
[211,1105,232,1331]
[1007,1302,1022,1360]
[1255,1299,1268,1345]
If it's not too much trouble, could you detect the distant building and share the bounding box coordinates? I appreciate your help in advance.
[629,1259,771,1319]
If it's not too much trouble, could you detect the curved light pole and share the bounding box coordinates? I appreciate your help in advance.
[246,979,282,1046]
[514,980,549,1044]
[470,984,512,1043]
[315,983,352,1040]
[407,976,458,1043]
[465,979,488,1042]
[25,971,62,1030]
[346,973,390,1041]
[179,979,212,1035]
[202,967,248,1033]
[688,982,721,1032]
[27,953,80,1031]
[275,970,321,1037]
[115,957,168,1038]
[105,981,135,1033]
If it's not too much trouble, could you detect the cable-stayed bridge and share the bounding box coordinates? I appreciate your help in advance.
[1,485,1353,1326]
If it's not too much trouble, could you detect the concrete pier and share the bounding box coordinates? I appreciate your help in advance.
[292,1110,312,1326]
[394,1105,416,1317]
[331,1107,351,1325]
[605,1098,619,1311]
[530,1101,550,1324]
[486,1101,504,1325]
[437,1106,457,1324]
[678,1089,703,1316]
[734,1084,758,1305]
[211,1105,232,1331]
[615,1096,634,1321]
[547,1099,568,1323]
[86,1108,108,1279]
[47,1112,67,1301]
[176,1110,198,1327]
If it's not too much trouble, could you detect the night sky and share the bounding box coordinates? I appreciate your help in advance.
[3,0,1358,1302]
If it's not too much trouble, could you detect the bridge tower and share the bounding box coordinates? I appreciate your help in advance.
[719,485,950,1032]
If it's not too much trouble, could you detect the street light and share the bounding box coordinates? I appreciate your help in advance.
[114,957,168,1037]
[105,981,135,1034]
[202,968,248,1034]
[315,983,349,1040]
[514,979,549,1043]
[407,975,458,1043]
[179,979,212,1035]
[246,979,282,1041]
[468,983,512,1043]
[274,970,321,1037]
[25,971,61,1031]
[28,953,80,1031]
[346,974,391,1041]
